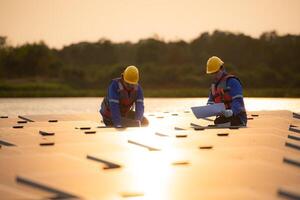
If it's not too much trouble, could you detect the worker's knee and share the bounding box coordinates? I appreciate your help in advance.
[100,112,113,127]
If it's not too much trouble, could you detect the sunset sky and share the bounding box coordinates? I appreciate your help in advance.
[1,0,300,48]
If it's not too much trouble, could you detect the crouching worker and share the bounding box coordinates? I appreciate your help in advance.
[206,56,247,126]
[100,65,149,128]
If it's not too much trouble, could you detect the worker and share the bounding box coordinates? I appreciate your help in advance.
[206,56,247,126]
[100,65,148,128]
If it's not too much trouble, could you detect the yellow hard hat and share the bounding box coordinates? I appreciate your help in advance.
[123,65,139,84]
[206,56,224,74]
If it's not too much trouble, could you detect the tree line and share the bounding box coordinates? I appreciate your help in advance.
[0,30,299,92]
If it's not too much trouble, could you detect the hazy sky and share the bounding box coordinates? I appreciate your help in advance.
[1,0,300,48]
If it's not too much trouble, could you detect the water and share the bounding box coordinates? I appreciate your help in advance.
[0,97,299,117]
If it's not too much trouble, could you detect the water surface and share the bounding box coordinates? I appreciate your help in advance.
[0,98,299,117]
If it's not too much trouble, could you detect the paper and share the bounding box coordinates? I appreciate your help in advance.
[191,103,225,119]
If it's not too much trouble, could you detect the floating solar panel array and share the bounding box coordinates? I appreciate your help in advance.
[0,110,299,199]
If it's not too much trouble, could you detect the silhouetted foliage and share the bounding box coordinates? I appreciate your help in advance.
[0,30,299,92]
[0,36,6,48]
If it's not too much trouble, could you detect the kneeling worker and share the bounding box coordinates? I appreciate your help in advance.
[206,56,247,126]
[100,65,148,128]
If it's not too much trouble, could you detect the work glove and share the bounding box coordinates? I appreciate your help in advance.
[222,109,233,118]
[115,124,123,128]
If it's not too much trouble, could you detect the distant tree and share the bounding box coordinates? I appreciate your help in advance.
[0,36,6,48]
[1,31,300,89]
[2,41,61,78]
[136,38,167,64]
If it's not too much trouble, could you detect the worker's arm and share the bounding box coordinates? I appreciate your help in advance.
[108,82,122,127]
[227,78,245,116]
[135,85,144,121]
[207,91,214,105]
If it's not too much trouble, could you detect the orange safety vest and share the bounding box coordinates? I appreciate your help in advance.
[101,78,138,118]
[211,74,241,109]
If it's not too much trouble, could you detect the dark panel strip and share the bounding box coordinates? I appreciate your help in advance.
[17,120,27,124]
[84,131,96,134]
[18,115,34,122]
[293,112,300,119]
[289,126,300,134]
[0,140,16,146]
[285,142,300,151]
[39,131,55,136]
[155,132,169,137]
[16,176,78,199]
[283,157,300,168]
[39,142,55,146]
[13,125,23,129]
[278,188,300,200]
[199,146,213,149]
[86,155,121,169]
[174,127,186,130]
[288,135,300,141]
[217,133,229,136]
[128,140,160,151]
[176,134,187,138]
[191,123,242,130]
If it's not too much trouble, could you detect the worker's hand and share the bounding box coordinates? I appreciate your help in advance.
[137,120,141,127]
[222,109,233,118]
